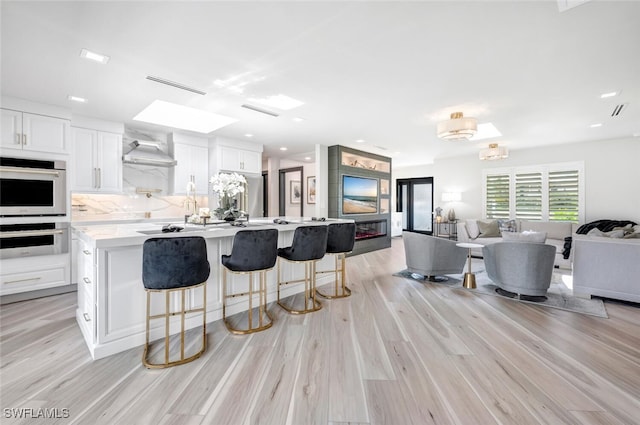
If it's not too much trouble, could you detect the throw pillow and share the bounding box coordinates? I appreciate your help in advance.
[502,231,547,243]
[477,220,501,238]
[466,219,480,239]
[497,218,518,233]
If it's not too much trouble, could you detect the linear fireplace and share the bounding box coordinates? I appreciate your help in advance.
[355,220,387,241]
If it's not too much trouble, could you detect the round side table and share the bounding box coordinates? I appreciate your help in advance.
[456,243,484,289]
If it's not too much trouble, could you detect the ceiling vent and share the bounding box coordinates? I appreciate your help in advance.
[241,104,280,117]
[146,75,206,95]
[611,103,628,117]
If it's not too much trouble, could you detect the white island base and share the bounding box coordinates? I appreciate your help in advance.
[73,219,348,360]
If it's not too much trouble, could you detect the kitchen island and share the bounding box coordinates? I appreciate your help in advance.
[73,218,351,360]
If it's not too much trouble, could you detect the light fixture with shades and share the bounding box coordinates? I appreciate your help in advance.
[479,143,509,161]
[437,112,478,140]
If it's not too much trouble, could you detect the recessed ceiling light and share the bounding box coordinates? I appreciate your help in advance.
[293,117,305,122]
[304,156,311,161]
[355,139,365,143]
[600,91,619,98]
[248,94,304,110]
[279,147,288,151]
[469,123,502,141]
[245,133,253,138]
[590,123,603,128]
[133,100,238,134]
[68,95,87,103]
[79,48,110,64]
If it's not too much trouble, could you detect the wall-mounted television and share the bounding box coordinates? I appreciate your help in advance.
[342,175,378,214]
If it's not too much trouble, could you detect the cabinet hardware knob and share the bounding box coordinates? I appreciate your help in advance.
[83,250,91,255]
[83,277,91,284]
[22,134,27,145]
[83,313,91,322]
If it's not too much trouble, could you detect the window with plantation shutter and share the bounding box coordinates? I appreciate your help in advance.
[515,172,542,220]
[549,169,580,222]
[483,162,584,223]
[485,174,510,219]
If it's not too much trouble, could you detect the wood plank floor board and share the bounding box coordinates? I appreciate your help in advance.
[1,237,640,425]
[326,296,369,424]
[383,340,456,425]
[453,325,586,425]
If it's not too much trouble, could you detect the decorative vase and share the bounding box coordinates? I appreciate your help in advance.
[447,208,456,222]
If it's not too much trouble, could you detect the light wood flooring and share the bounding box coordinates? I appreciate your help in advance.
[1,237,640,425]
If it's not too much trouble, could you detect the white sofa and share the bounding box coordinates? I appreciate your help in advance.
[457,219,579,269]
[572,235,640,303]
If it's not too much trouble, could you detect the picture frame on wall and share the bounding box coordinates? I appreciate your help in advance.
[290,180,301,204]
[307,176,316,204]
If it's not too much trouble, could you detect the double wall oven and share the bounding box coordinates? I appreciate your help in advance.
[0,156,69,260]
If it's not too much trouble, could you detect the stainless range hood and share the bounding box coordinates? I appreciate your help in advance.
[123,140,177,167]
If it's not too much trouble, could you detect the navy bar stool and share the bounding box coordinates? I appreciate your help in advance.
[316,222,356,299]
[221,229,278,334]
[277,225,328,314]
[141,236,210,369]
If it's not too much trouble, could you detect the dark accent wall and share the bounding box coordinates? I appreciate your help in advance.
[328,145,391,256]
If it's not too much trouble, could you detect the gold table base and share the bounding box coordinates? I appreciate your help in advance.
[462,272,476,289]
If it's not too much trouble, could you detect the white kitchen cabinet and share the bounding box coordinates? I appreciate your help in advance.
[169,133,209,195]
[219,146,261,174]
[75,237,95,342]
[1,108,70,154]
[71,127,122,193]
[0,254,70,296]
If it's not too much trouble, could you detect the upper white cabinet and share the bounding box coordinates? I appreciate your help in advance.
[169,133,209,195]
[219,146,261,174]
[1,108,70,154]
[71,127,122,193]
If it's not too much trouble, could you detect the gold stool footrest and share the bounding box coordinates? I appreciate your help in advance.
[277,297,322,315]
[316,285,351,299]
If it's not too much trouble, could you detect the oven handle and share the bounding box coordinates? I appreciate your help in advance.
[0,167,61,177]
[0,229,65,238]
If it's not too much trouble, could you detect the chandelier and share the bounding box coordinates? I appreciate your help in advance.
[479,143,509,160]
[436,112,477,140]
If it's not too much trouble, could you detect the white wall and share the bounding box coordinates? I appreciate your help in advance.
[393,137,640,223]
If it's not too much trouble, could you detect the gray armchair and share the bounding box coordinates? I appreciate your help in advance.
[482,242,556,298]
[403,232,467,281]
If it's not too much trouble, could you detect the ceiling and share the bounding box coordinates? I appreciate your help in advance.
[2,1,639,167]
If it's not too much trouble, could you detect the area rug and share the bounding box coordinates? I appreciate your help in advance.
[393,267,608,318]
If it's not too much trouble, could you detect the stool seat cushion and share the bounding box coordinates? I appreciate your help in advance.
[278,225,328,261]
[326,223,356,254]
[142,237,210,290]
[222,229,278,272]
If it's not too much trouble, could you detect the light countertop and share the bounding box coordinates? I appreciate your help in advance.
[72,217,349,249]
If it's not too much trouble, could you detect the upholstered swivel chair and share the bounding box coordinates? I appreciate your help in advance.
[482,242,556,299]
[141,236,210,368]
[403,232,467,281]
[221,229,278,334]
[316,222,356,299]
[277,225,328,314]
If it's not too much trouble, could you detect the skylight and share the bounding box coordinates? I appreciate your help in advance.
[133,100,238,134]
[80,48,110,64]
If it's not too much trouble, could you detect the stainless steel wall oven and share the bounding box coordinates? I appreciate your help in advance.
[0,222,69,259]
[0,157,67,217]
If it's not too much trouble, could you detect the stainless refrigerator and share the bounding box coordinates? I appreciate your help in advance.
[238,174,264,218]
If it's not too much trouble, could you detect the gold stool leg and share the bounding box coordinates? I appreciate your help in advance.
[223,268,274,335]
[316,253,352,299]
[278,258,323,314]
[142,283,207,369]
